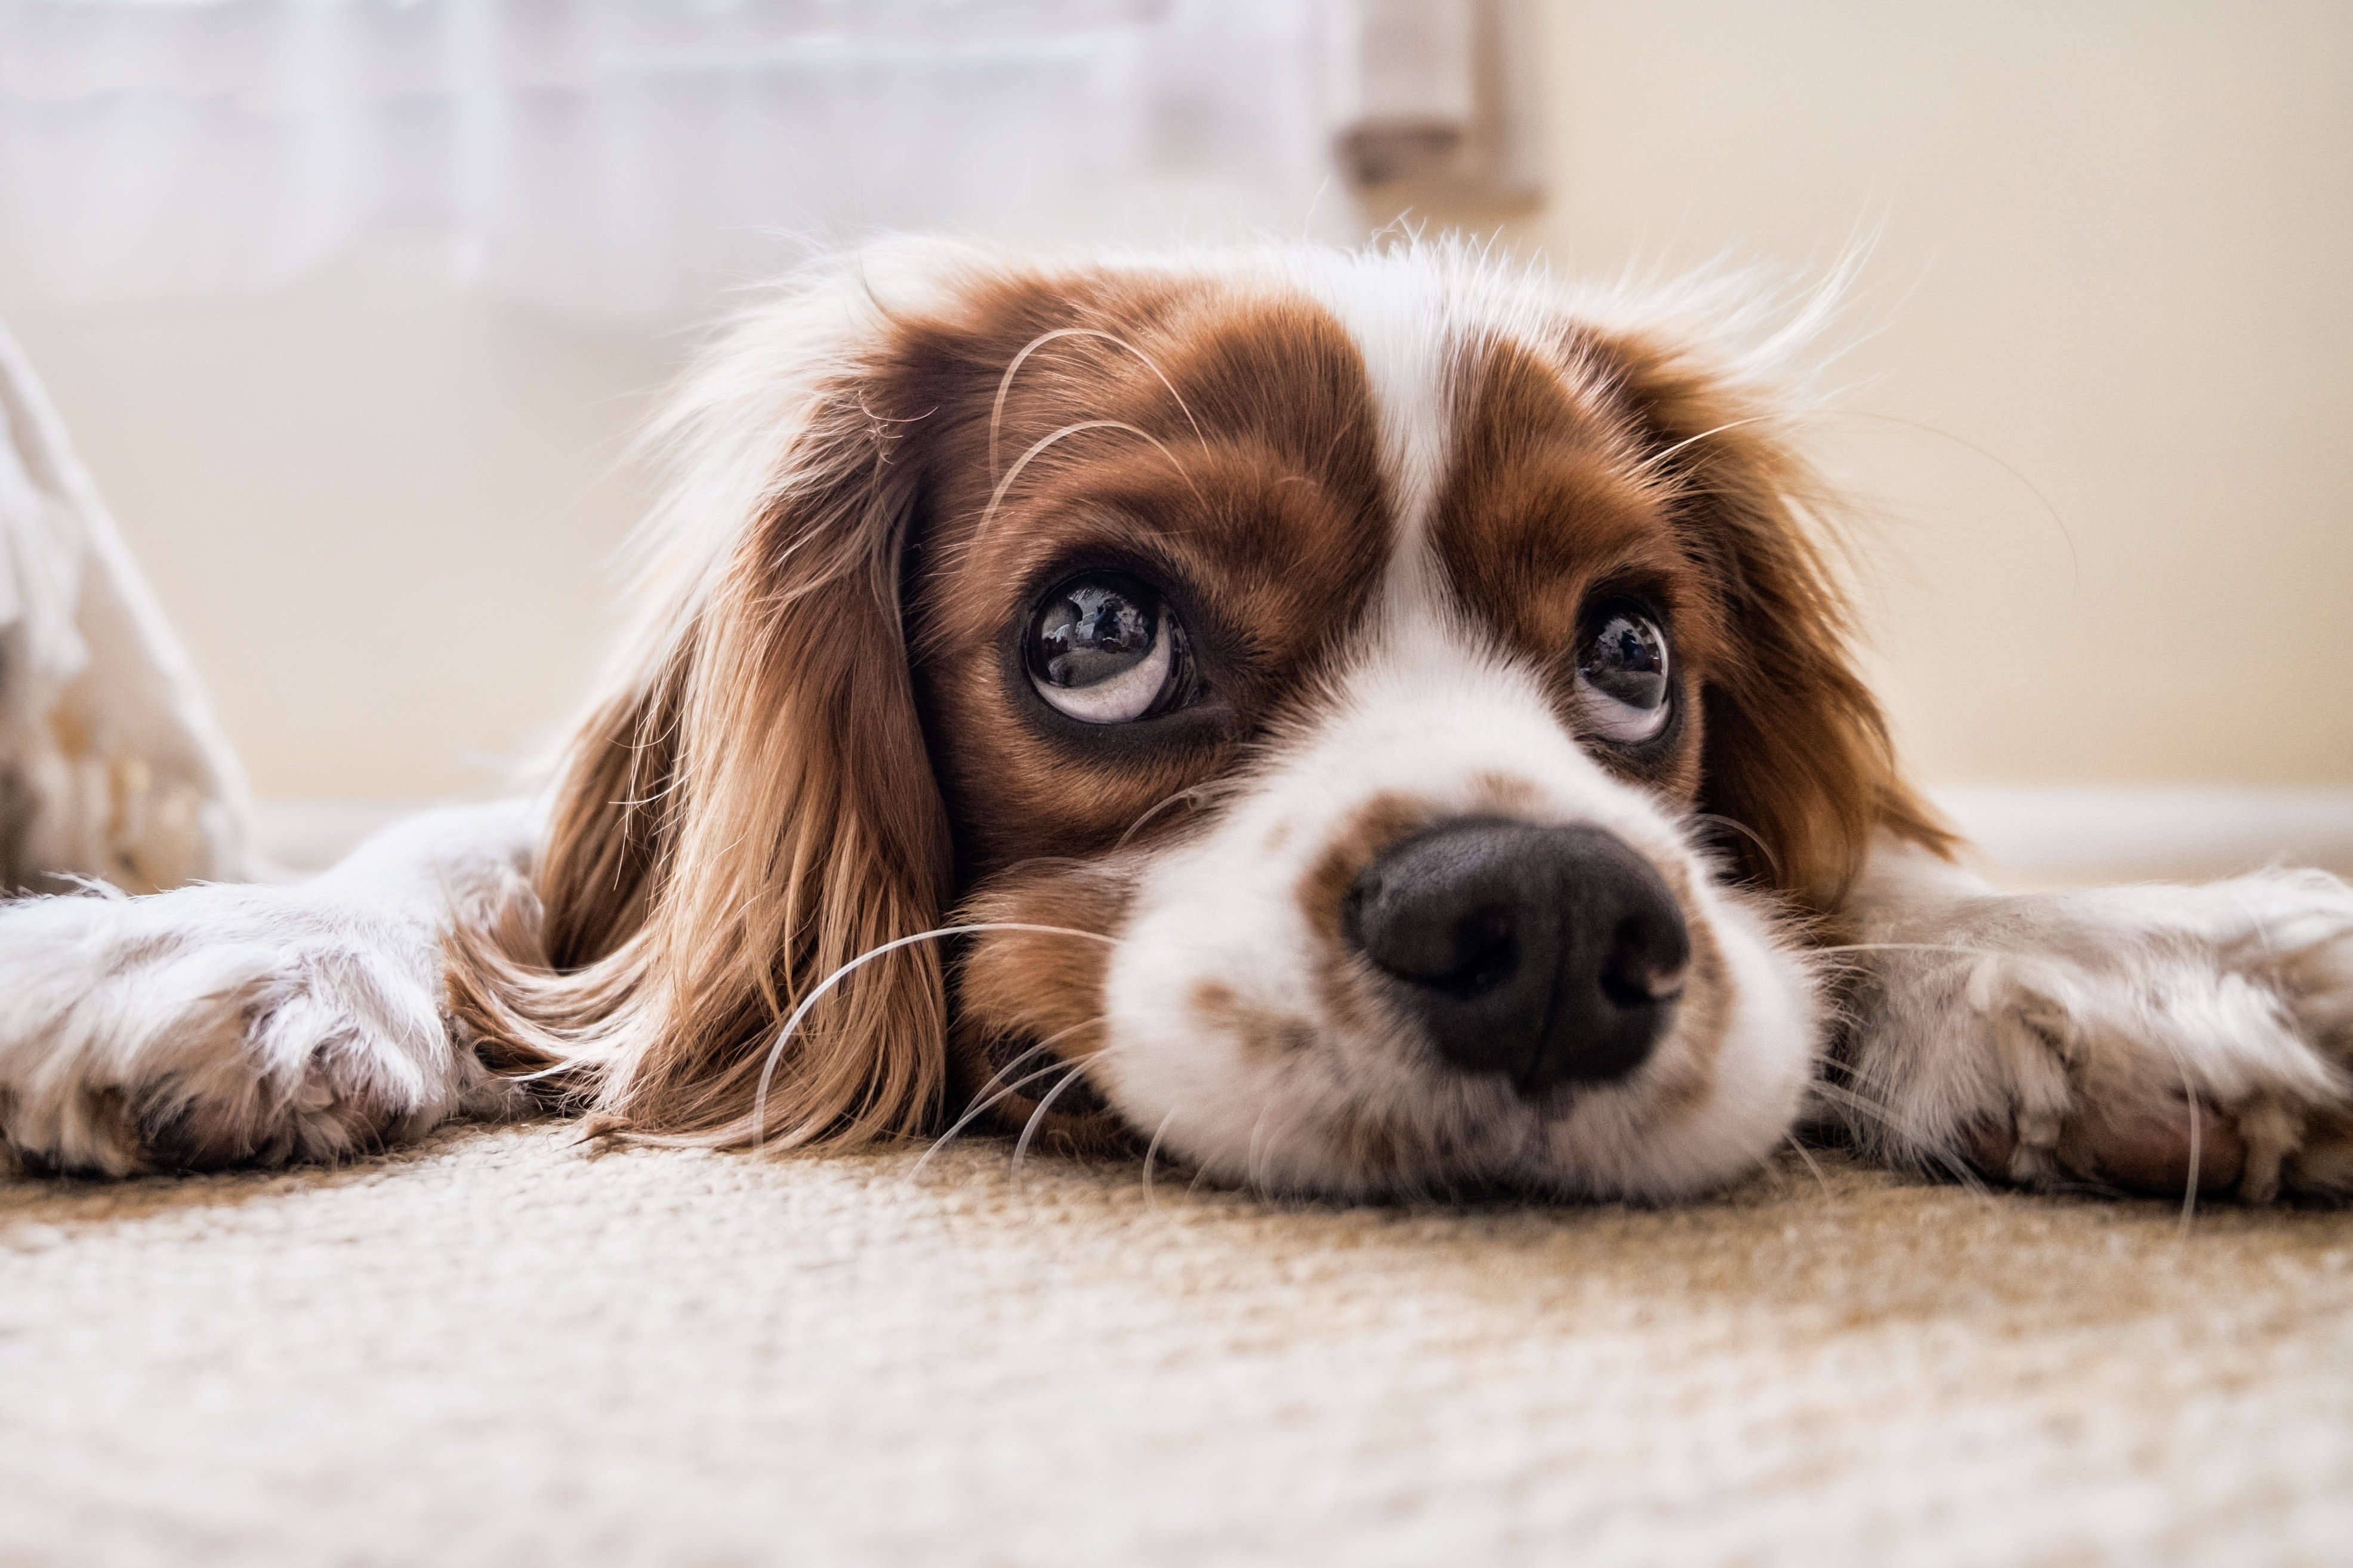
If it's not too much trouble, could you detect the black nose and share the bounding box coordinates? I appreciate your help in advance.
[1342,819,1691,1095]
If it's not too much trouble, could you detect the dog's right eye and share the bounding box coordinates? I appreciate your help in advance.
[1576,600,1672,745]
[1025,572,1191,724]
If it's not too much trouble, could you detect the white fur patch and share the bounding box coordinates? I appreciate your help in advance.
[0,804,536,1175]
[1836,839,2353,1201]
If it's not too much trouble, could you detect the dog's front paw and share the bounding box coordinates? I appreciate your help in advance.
[0,883,521,1176]
[1839,867,2353,1203]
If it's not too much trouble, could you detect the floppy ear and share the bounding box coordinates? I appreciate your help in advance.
[1587,326,1954,916]
[450,269,957,1149]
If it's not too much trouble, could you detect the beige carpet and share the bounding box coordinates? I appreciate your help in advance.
[4,1123,2349,1568]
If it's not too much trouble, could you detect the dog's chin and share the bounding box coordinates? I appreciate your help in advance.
[1092,894,1820,1205]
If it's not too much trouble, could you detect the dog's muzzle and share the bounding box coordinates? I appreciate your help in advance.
[1342,819,1691,1094]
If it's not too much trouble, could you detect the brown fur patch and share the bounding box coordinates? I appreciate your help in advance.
[947,857,1139,1155]
[907,290,1395,879]
[1190,979,1318,1062]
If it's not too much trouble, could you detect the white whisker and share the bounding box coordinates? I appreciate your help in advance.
[1011,1047,1125,1174]
[989,327,1210,482]
[977,419,1203,541]
[1142,1107,1182,1215]
[1625,415,1777,482]
[1242,1094,1281,1200]
[1811,942,2006,965]
[910,1014,1111,1180]
[1684,811,1781,880]
[1784,1131,1836,1205]
[908,1048,1055,1178]
[1827,408,2080,587]
[2139,1027,2208,1237]
[1115,785,1221,850]
[750,922,1115,1152]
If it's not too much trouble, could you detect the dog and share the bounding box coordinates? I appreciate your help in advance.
[3,239,2349,1203]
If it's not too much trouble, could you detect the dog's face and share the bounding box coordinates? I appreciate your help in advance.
[896,253,1910,1200]
[483,244,1941,1202]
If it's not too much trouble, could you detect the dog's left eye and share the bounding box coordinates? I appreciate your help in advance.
[1577,602,1672,744]
[1026,572,1189,724]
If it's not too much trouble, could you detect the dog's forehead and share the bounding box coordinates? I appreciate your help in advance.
[1174,251,1619,551]
[929,253,1645,585]
[1276,254,1465,544]
[1192,254,1664,592]
[1222,256,1687,667]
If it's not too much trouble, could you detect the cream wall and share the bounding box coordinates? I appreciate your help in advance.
[13,3,2351,800]
[17,232,676,800]
[1509,1,2353,785]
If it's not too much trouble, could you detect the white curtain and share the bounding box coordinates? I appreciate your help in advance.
[0,0,1537,325]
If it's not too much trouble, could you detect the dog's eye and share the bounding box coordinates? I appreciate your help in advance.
[1577,602,1672,743]
[1026,572,1188,724]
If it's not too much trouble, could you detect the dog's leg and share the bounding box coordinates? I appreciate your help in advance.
[0,802,541,1175]
[1829,839,2353,1202]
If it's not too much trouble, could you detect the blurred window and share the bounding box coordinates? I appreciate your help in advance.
[0,0,1538,323]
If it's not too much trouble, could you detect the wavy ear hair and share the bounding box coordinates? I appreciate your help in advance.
[450,253,966,1149]
[1583,319,1954,916]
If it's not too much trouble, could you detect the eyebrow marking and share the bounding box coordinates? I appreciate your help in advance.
[976,419,1205,541]
[988,326,1211,483]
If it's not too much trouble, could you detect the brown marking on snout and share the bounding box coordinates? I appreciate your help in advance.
[1192,979,1236,1013]
[1191,979,1317,1061]
[1469,771,1540,816]
[1298,792,1435,944]
[1297,791,1439,1035]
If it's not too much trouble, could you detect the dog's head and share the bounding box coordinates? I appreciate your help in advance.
[457,240,1948,1202]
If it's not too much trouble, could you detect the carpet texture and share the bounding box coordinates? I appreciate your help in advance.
[5,1123,2349,1567]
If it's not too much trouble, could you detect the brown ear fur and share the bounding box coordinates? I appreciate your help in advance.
[449,275,955,1149]
[1587,327,1954,915]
